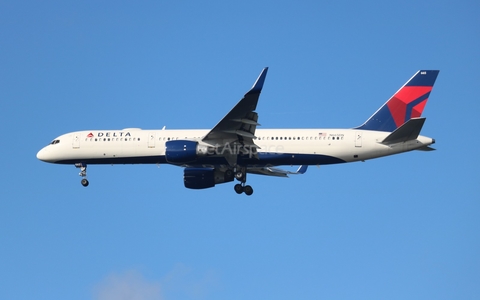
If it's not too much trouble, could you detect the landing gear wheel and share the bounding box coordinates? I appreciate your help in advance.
[244,185,253,196]
[233,166,252,195]
[81,178,89,187]
[235,171,245,181]
[234,184,244,194]
[225,169,234,181]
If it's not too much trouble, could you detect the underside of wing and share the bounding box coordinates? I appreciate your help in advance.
[247,165,308,177]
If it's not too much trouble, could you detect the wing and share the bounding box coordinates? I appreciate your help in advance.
[247,165,308,177]
[202,68,268,148]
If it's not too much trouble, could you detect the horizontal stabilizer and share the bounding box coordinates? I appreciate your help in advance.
[381,117,426,144]
[247,165,308,177]
[417,146,436,151]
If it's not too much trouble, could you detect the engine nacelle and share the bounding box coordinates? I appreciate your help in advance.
[183,168,234,189]
[165,140,208,164]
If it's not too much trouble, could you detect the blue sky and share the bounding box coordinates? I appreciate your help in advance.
[1,0,479,299]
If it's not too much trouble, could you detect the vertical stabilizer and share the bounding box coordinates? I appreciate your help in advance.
[356,70,439,132]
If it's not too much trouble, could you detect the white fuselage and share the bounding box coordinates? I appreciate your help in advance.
[36,128,435,166]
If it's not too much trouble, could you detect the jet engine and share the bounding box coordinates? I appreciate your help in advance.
[183,168,234,189]
[165,140,210,164]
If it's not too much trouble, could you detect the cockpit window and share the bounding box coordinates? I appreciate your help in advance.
[50,139,60,145]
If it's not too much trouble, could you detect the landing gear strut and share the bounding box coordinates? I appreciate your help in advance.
[233,166,253,196]
[75,163,89,187]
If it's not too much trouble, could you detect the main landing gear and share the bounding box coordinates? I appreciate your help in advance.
[75,163,89,187]
[233,166,253,196]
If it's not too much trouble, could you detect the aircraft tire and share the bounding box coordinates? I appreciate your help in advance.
[244,185,253,196]
[234,184,243,194]
[225,169,234,181]
[235,171,244,181]
[81,179,89,187]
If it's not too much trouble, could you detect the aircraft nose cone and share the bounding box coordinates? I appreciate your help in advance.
[37,147,51,162]
[36,148,46,161]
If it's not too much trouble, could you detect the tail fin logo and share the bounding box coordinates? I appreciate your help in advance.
[357,70,439,132]
[387,86,432,129]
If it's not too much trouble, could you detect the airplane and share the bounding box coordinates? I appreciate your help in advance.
[37,68,439,196]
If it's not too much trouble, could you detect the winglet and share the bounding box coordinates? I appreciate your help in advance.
[296,165,308,174]
[247,67,269,95]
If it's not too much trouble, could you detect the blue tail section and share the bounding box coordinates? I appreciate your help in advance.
[356,70,439,132]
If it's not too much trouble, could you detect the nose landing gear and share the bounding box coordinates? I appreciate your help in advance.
[75,163,89,187]
[81,178,89,187]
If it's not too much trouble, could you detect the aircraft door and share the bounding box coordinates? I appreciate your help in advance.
[148,132,156,148]
[355,131,362,147]
[72,134,80,149]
